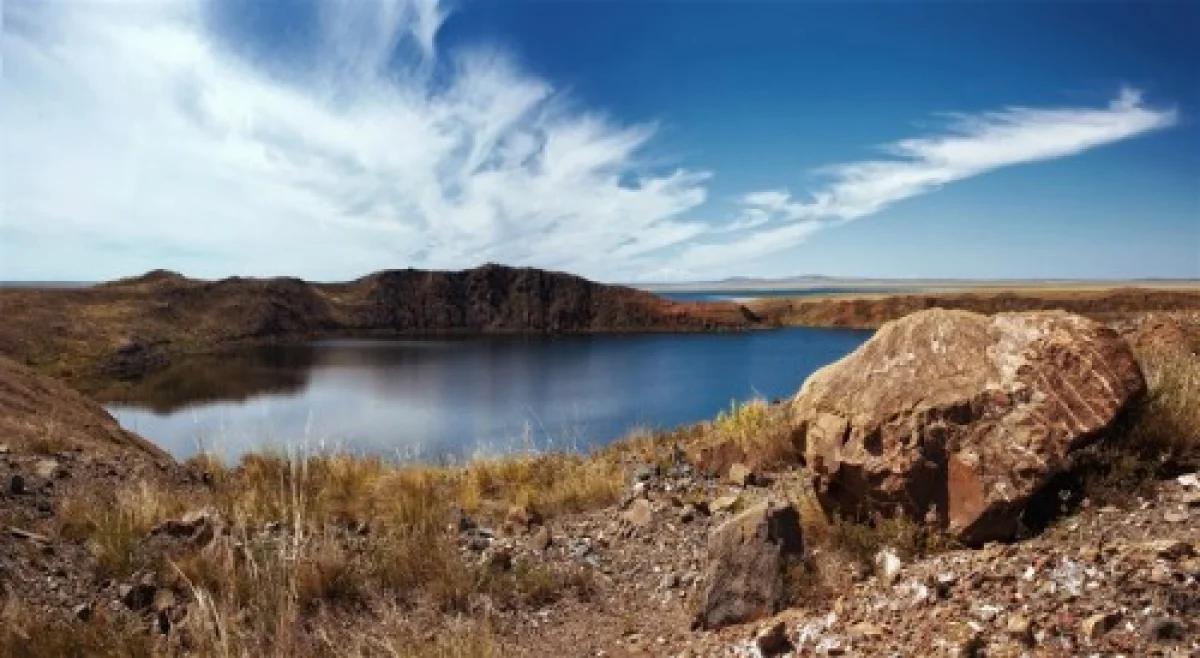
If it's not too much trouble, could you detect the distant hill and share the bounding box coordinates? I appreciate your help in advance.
[0,264,758,391]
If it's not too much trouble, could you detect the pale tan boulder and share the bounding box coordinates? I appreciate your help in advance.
[792,309,1144,544]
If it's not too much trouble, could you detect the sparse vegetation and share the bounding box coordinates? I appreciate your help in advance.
[711,398,799,465]
[47,446,613,656]
[0,598,153,658]
[1080,343,1200,503]
[58,482,188,579]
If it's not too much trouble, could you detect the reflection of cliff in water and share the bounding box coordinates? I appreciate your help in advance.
[108,345,318,414]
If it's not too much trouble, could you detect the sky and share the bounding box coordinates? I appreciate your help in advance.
[2,0,1197,283]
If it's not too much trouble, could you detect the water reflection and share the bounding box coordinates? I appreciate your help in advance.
[109,330,870,462]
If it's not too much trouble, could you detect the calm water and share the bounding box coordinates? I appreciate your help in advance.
[109,328,870,462]
[656,287,924,302]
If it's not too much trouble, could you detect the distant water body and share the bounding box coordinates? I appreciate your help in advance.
[655,287,924,302]
[108,328,870,463]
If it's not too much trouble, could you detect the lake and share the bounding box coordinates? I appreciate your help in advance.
[655,287,925,302]
[108,328,870,462]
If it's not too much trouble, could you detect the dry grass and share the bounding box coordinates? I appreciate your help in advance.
[711,398,799,466]
[57,482,189,579]
[457,452,624,520]
[1080,343,1200,503]
[24,418,73,455]
[0,598,152,658]
[151,448,602,655]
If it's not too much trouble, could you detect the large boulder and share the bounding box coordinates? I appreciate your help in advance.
[792,309,1145,545]
[693,500,803,630]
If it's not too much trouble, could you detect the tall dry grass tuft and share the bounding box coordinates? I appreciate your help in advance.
[1125,344,1200,460]
[57,481,188,579]
[1080,343,1200,502]
[458,452,624,521]
[711,398,799,466]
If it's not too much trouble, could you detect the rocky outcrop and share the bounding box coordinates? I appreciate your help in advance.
[0,264,757,388]
[693,500,804,630]
[792,309,1145,544]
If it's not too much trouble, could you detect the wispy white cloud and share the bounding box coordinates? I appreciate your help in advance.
[0,0,1178,282]
[678,88,1177,274]
[1,0,709,280]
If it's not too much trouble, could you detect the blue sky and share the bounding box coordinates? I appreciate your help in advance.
[2,0,1196,282]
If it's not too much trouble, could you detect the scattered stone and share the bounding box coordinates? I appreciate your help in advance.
[152,588,177,614]
[8,474,25,495]
[119,582,157,610]
[1177,472,1200,489]
[755,620,791,656]
[632,464,658,483]
[33,459,62,480]
[658,572,679,591]
[1142,538,1194,560]
[505,504,543,533]
[875,548,903,585]
[692,501,803,630]
[1163,509,1189,524]
[793,309,1145,544]
[529,525,553,551]
[727,462,755,487]
[1142,617,1186,642]
[850,621,885,639]
[72,602,93,622]
[679,504,697,524]
[709,494,740,514]
[1005,614,1034,646]
[0,444,8,454]
[691,440,748,480]
[622,498,654,528]
[151,508,222,549]
[483,547,513,572]
[1079,611,1121,642]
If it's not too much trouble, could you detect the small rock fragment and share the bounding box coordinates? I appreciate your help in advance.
[875,548,903,585]
[727,462,755,487]
[1142,617,1185,642]
[851,621,885,639]
[529,525,553,551]
[505,504,542,533]
[72,602,93,622]
[152,588,177,614]
[120,583,156,610]
[9,474,25,495]
[1005,614,1034,646]
[1143,539,1194,560]
[632,463,658,483]
[710,494,741,514]
[755,620,791,656]
[622,498,654,528]
[33,459,61,480]
[1163,509,1189,524]
[1079,611,1121,642]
